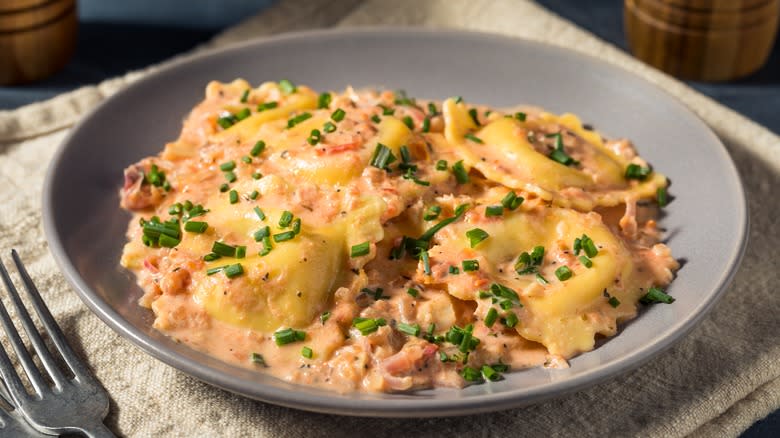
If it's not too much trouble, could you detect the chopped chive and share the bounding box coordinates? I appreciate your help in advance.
[351,241,370,258]
[555,265,573,281]
[320,311,331,324]
[240,89,250,103]
[501,191,524,210]
[428,102,438,115]
[257,101,278,112]
[547,133,578,166]
[250,352,267,366]
[461,366,481,382]
[453,96,464,104]
[249,190,259,200]
[216,115,236,129]
[625,163,651,180]
[253,206,266,220]
[203,253,220,262]
[212,241,237,257]
[229,190,239,204]
[184,221,208,233]
[418,204,469,241]
[278,210,293,227]
[535,273,549,285]
[291,218,301,235]
[224,263,244,278]
[579,256,593,268]
[235,108,251,121]
[381,105,395,116]
[301,346,313,359]
[641,287,675,304]
[369,143,397,169]
[274,327,306,345]
[657,187,668,207]
[423,205,442,221]
[371,114,381,124]
[253,226,270,241]
[273,231,296,242]
[420,250,431,275]
[287,112,312,128]
[224,171,237,183]
[407,288,419,298]
[581,235,598,258]
[466,228,489,248]
[484,307,498,327]
[399,145,412,164]
[481,365,500,381]
[468,108,481,126]
[448,265,460,274]
[159,234,181,248]
[323,121,336,133]
[402,115,414,130]
[422,117,431,133]
[452,160,469,184]
[235,246,246,259]
[462,259,479,272]
[250,140,266,156]
[259,236,273,256]
[530,246,545,265]
[183,200,193,211]
[317,92,332,109]
[608,296,621,308]
[464,133,483,144]
[504,312,518,328]
[242,156,252,164]
[573,238,582,255]
[352,317,386,335]
[206,266,225,276]
[397,322,421,337]
[514,112,527,121]
[307,129,322,145]
[436,160,448,171]
[485,205,503,217]
[331,108,346,122]
[278,79,296,94]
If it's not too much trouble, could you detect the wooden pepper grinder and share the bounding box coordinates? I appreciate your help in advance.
[0,0,77,85]
[625,0,779,81]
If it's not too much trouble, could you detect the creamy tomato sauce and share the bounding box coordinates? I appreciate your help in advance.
[120,80,678,393]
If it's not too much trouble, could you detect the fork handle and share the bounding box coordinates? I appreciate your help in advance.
[79,421,116,438]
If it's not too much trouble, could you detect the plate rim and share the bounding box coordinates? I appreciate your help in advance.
[41,27,749,417]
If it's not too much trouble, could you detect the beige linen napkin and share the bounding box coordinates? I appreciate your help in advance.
[0,1,777,436]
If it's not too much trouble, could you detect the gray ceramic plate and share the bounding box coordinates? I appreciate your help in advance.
[43,29,747,417]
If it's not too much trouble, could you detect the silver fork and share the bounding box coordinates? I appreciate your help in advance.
[0,250,114,437]
[0,379,50,437]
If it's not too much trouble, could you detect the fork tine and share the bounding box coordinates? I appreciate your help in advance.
[0,259,47,396]
[0,343,28,406]
[0,255,68,389]
[11,250,94,383]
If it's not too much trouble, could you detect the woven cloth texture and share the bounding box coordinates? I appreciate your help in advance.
[0,1,777,436]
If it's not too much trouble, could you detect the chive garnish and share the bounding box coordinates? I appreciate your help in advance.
[461,367,481,382]
[449,265,460,274]
[369,143,397,169]
[331,108,346,122]
[407,288,419,298]
[317,92,331,109]
[535,273,549,285]
[504,312,518,328]
[462,259,479,272]
[625,163,651,180]
[240,89,250,103]
[235,246,246,259]
[579,256,593,268]
[220,161,236,171]
[250,352,267,367]
[555,265,573,281]
[291,218,301,235]
[278,211,293,227]
[436,160,448,171]
[184,221,208,233]
[257,101,278,112]
[274,328,306,346]
[641,287,675,304]
[320,312,331,324]
[235,108,251,121]
[158,234,181,248]
[418,204,469,241]
[206,266,224,276]
[485,205,503,217]
[423,205,442,221]
[466,228,489,248]
[242,156,252,164]
[323,121,336,133]
[273,231,295,242]
[402,115,414,130]
[287,112,312,128]
[381,105,395,116]
[254,226,270,242]
[453,96,464,104]
[514,112,527,121]
[397,322,421,337]
[249,190,259,200]
[468,108,481,126]
[224,263,244,278]
[250,140,266,156]
[484,308,498,327]
[224,171,237,183]
[608,296,621,308]
[501,191,523,210]
[548,133,578,166]
[657,187,668,207]
[203,253,220,262]
[427,102,438,115]
[481,365,500,381]
[422,117,431,133]
[216,114,236,129]
[351,241,370,258]
[229,190,238,204]
[278,79,296,94]
[581,235,598,258]
[464,133,483,144]
[253,206,266,220]
[420,250,431,275]
[301,346,313,359]
[259,236,273,256]
[307,129,322,145]
[352,317,386,335]
[212,241,237,257]
[452,160,469,184]
[371,114,381,123]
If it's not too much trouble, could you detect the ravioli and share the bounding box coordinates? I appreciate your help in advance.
[120,81,678,393]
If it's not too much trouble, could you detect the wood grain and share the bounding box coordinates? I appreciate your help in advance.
[625,0,779,81]
[0,0,77,85]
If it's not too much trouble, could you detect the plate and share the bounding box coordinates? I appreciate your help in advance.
[42,28,747,417]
